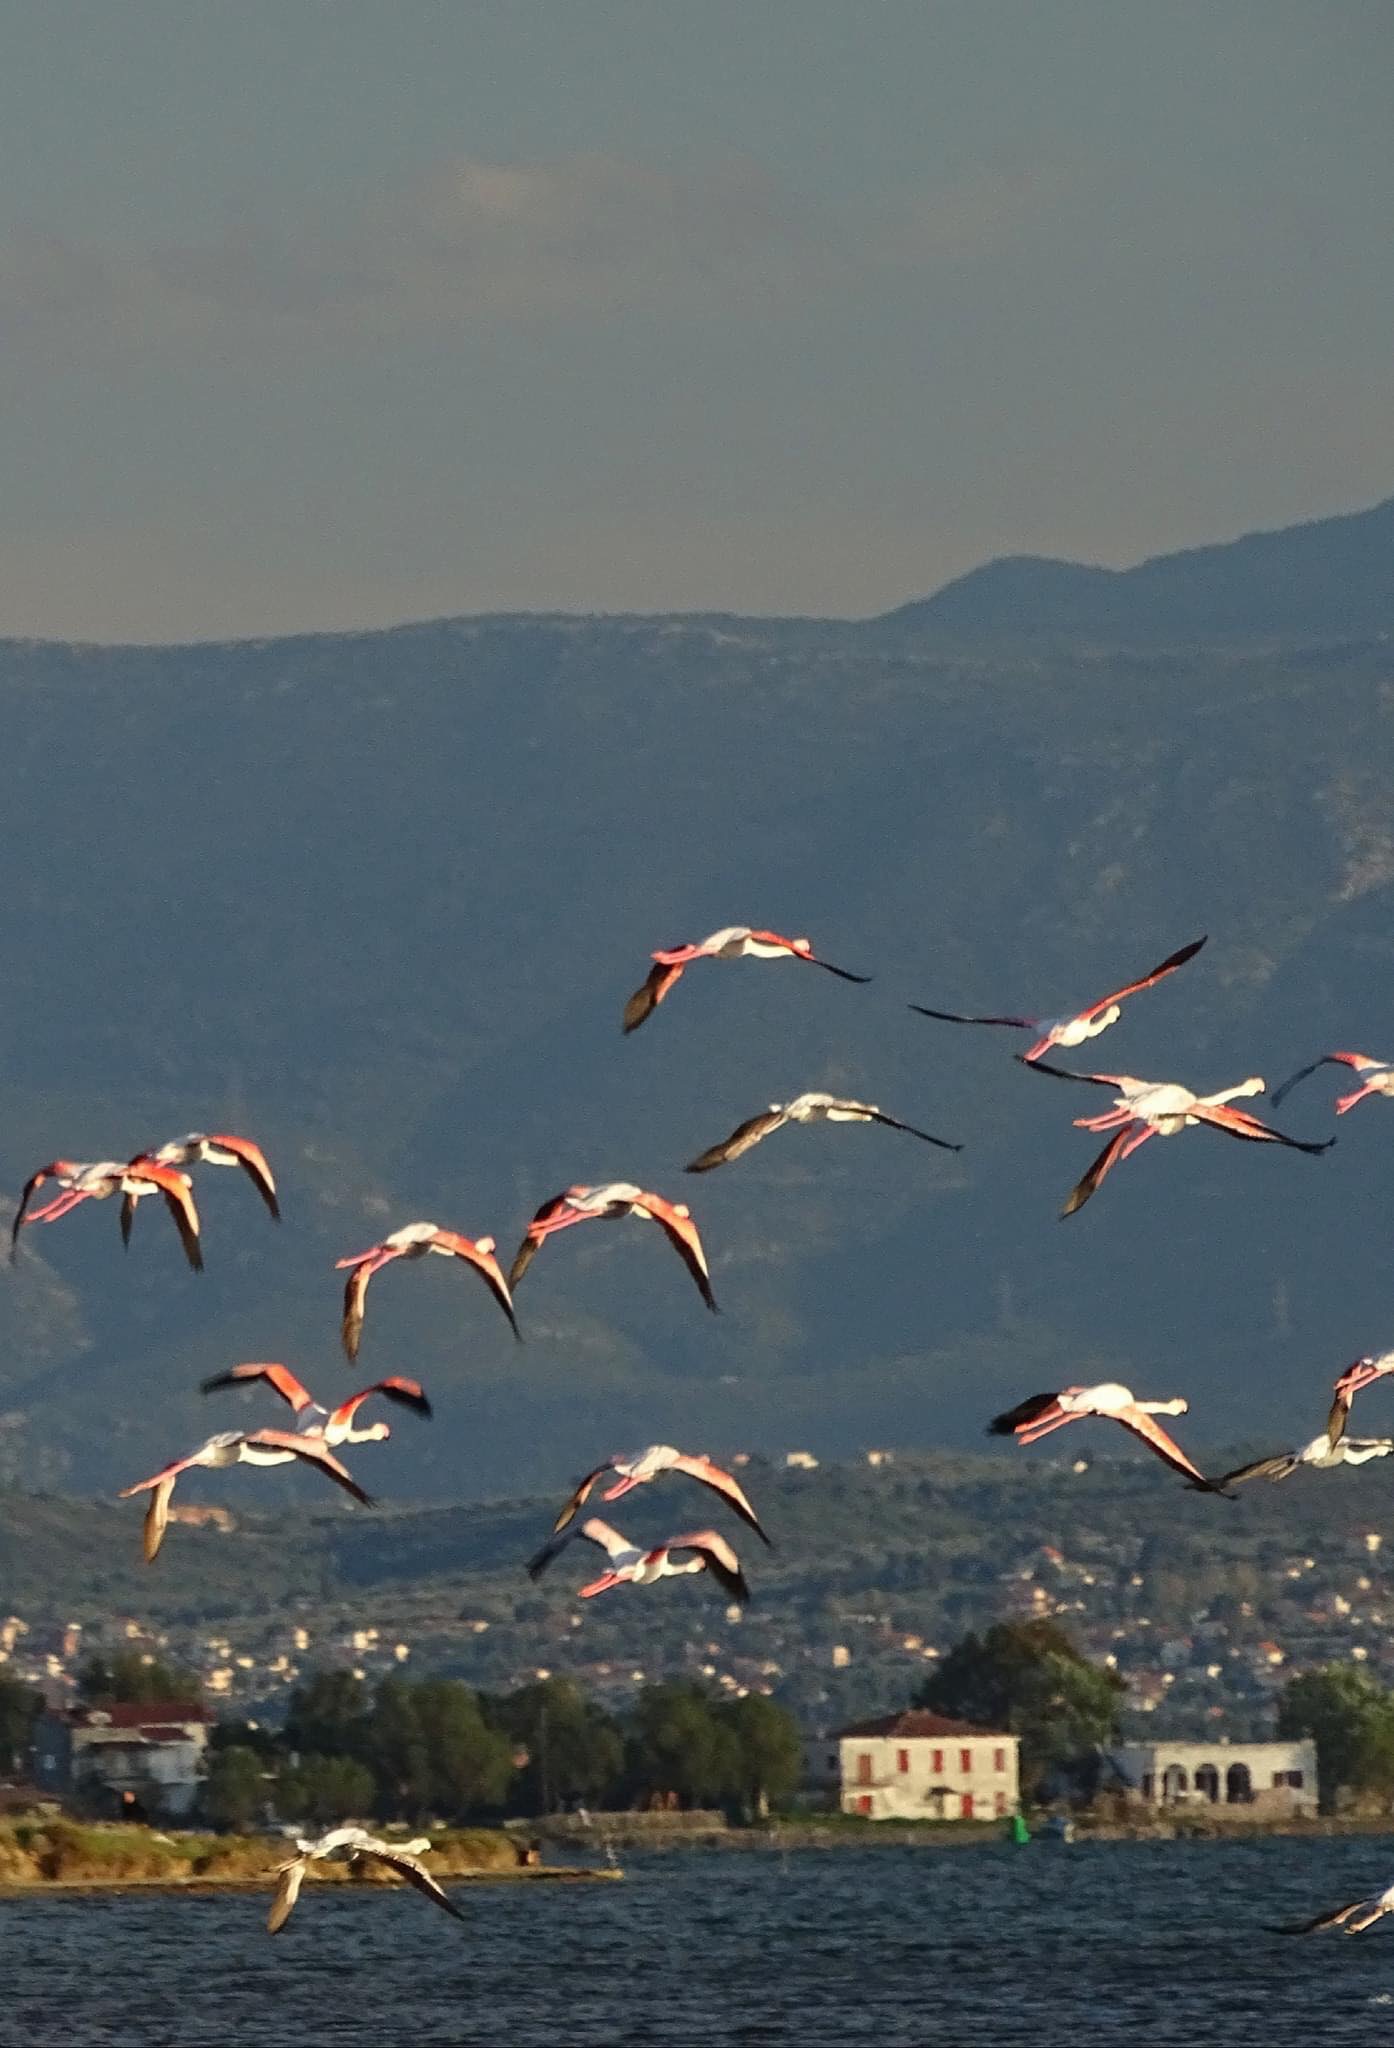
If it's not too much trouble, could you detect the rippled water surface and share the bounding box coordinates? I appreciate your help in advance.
[7,1838,1394,2047]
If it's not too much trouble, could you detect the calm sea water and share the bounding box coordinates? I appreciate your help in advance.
[6,1838,1394,2047]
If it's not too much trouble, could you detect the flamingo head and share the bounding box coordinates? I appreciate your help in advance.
[363,1422,391,1443]
[674,1203,691,1218]
[1098,1004,1122,1028]
[475,1235,496,1254]
[1237,1077,1265,1097]
[791,936,813,955]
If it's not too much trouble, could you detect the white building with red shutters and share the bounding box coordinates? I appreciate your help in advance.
[807,1709,1021,1820]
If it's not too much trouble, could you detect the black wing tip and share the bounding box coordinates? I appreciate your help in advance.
[199,1372,235,1394]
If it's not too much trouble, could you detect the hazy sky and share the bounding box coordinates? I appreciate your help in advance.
[1,2,1390,640]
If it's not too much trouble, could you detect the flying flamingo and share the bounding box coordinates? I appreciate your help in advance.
[508,1184,717,1310]
[1270,1051,1394,1115]
[121,1131,279,1241]
[551,1445,771,1545]
[201,1361,431,1443]
[120,1430,373,1561]
[989,1383,1228,1492]
[526,1516,750,1605]
[910,936,1207,1063]
[267,1827,465,1934]
[685,1091,961,1173]
[1274,1879,1394,1936]
[1212,1370,1394,1489]
[622,925,870,1034]
[1023,1061,1334,1216]
[12,1156,204,1269]
[335,1222,519,1362]
[1328,1351,1394,1439]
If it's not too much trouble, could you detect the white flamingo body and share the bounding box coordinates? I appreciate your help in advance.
[527,1515,750,1604]
[268,1827,463,1933]
[201,1361,431,1445]
[623,924,869,1032]
[335,1220,519,1359]
[1278,1879,1394,1936]
[120,1429,372,1561]
[990,1381,1223,1490]
[509,1182,717,1310]
[685,1091,960,1172]
[552,1443,771,1544]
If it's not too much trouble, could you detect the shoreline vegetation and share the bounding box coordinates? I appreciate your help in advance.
[0,1820,619,1895]
[4,1811,1394,1895]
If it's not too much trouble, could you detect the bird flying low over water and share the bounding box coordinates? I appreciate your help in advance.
[268,1827,465,1934]
[527,1516,750,1605]
[909,937,1206,1063]
[335,1221,519,1361]
[12,1156,204,1269]
[1270,1050,1394,1115]
[120,1431,373,1561]
[121,1131,279,1240]
[1274,1879,1394,1936]
[684,1091,961,1173]
[989,1383,1228,1492]
[1022,1062,1334,1216]
[508,1184,717,1311]
[201,1361,432,1443]
[552,1445,771,1545]
[622,925,871,1034]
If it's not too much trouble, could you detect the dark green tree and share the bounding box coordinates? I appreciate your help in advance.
[283,1670,370,1761]
[202,1745,270,1830]
[412,1679,514,1817]
[365,1675,433,1819]
[0,1673,42,1774]
[277,1753,376,1826]
[914,1620,1124,1795]
[624,1684,739,1808]
[1278,1666,1394,1813]
[716,1694,802,1820]
[77,1650,201,1707]
[489,1677,623,1814]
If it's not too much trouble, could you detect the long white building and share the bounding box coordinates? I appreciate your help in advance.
[809,1709,1021,1820]
[1107,1738,1316,1815]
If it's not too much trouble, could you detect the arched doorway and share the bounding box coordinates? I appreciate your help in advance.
[1161,1764,1188,1802]
[1225,1762,1252,1805]
[1194,1763,1220,1804]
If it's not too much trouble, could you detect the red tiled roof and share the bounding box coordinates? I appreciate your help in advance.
[68,1702,210,1729]
[833,1710,1010,1740]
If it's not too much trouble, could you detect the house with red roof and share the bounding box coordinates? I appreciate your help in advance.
[33,1701,212,1819]
[806,1709,1020,1820]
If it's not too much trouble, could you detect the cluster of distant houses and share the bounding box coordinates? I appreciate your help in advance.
[6,1696,1317,1825]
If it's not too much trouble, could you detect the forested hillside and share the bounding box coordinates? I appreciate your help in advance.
[2,498,1393,1500]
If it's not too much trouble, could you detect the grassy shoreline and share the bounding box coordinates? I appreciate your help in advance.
[0,1819,620,1893]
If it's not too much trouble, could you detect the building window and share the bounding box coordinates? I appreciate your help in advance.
[994,1792,1007,1817]
[897,1748,910,1774]
[961,1793,975,1819]
[932,1748,944,1774]
[960,1748,972,1775]
[994,1747,1006,1773]
[857,1795,872,1815]
[1288,1770,1304,1788]
[856,1753,873,1785]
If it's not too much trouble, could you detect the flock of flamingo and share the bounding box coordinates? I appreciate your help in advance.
[13,920,1391,1933]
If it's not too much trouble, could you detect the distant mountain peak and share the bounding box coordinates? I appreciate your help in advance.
[885,494,1394,645]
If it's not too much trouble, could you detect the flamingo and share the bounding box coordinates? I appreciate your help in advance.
[551,1445,771,1545]
[989,1383,1228,1492]
[1212,1369,1394,1489]
[1329,1351,1394,1438]
[508,1184,717,1310]
[526,1516,750,1605]
[685,1092,961,1173]
[622,925,870,1034]
[1023,1061,1334,1216]
[335,1222,519,1362]
[268,1827,465,1934]
[910,936,1206,1063]
[201,1361,431,1443]
[12,1155,204,1270]
[1270,1051,1394,1115]
[1274,1879,1394,1935]
[121,1131,279,1241]
[120,1430,373,1561]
